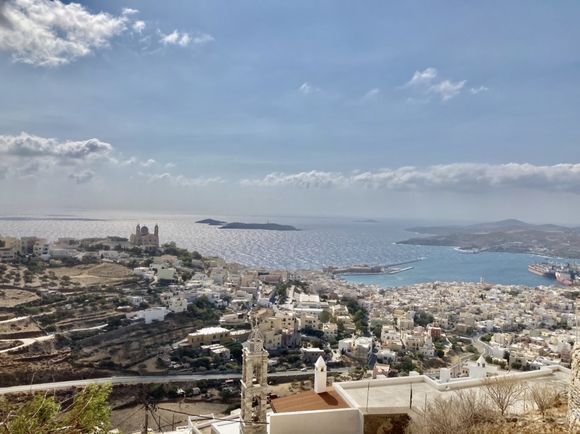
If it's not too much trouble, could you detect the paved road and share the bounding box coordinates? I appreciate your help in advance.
[0,335,55,354]
[0,368,349,395]
[471,334,494,357]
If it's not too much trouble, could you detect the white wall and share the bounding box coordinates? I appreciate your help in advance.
[269,408,362,434]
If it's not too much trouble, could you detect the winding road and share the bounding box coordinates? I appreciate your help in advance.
[0,368,349,395]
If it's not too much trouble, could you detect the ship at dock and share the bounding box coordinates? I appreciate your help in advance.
[555,270,573,286]
[527,263,556,278]
[528,261,578,286]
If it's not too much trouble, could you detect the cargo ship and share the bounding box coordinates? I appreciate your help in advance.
[528,261,578,286]
[527,263,556,278]
[555,270,573,286]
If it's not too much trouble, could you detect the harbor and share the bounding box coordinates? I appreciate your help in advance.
[323,258,422,276]
[528,262,580,286]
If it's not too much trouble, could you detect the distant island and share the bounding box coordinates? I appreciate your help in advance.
[195,219,299,231]
[354,219,379,223]
[196,218,227,226]
[220,222,299,231]
[398,219,580,258]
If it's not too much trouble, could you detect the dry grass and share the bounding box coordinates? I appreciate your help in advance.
[407,390,497,434]
[482,377,526,417]
[528,384,560,418]
[406,381,568,434]
[0,289,39,308]
[0,316,41,337]
[52,263,133,286]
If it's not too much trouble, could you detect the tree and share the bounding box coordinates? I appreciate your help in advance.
[225,342,243,363]
[414,311,434,327]
[482,377,525,417]
[274,283,288,304]
[529,384,559,418]
[372,323,382,339]
[301,326,324,339]
[65,384,113,433]
[2,384,112,434]
[336,320,346,340]
[407,390,495,434]
[319,310,331,323]
[4,394,60,433]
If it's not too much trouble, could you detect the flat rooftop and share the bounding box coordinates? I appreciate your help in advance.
[271,387,350,413]
[335,367,570,415]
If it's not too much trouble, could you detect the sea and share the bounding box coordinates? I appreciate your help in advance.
[0,212,564,288]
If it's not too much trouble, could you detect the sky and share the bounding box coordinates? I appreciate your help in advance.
[0,0,579,223]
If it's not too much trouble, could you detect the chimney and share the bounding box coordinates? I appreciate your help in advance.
[314,356,327,394]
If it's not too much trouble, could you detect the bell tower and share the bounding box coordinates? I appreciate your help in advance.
[240,321,268,434]
[314,356,327,394]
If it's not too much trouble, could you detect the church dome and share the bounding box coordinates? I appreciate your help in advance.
[140,226,149,235]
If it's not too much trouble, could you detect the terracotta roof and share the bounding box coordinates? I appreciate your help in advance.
[270,387,351,413]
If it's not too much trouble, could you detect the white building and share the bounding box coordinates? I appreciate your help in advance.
[157,268,178,283]
[166,296,188,313]
[132,306,168,324]
[188,320,572,434]
[314,356,327,394]
[33,240,50,260]
[0,247,16,262]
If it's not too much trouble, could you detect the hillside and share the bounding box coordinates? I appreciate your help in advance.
[400,220,580,258]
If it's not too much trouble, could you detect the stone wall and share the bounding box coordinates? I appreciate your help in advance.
[570,345,580,431]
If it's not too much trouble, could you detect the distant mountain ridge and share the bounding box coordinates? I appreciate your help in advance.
[400,219,580,258]
[408,219,576,235]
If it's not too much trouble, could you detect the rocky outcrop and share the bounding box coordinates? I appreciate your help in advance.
[570,345,580,432]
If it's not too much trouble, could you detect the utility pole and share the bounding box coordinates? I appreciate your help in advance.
[143,412,148,434]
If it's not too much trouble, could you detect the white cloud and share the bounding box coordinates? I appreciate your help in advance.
[241,170,346,189]
[0,0,127,67]
[0,132,113,160]
[121,8,139,16]
[164,162,176,169]
[140,158,156,167]
[191,33,214,46]
[470,85,489,95]
[429,79,466,101]
[361,88,380,101]
[241,163,580,194]
[132,20,145,34]
[405,67,438,87]
[160,30,189,47]
[118,156,137,166]
[145,172,224,187]
[299,82,320,95]
[160,30,212,48]
[0,133,169,186]
[69,170,94,184]
[402,67,468,101]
